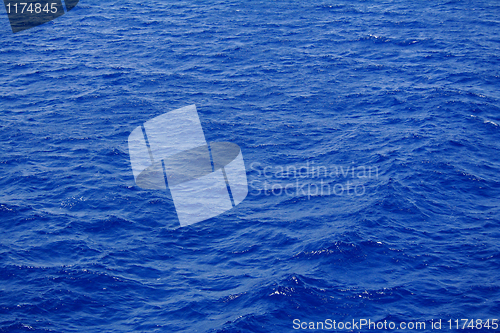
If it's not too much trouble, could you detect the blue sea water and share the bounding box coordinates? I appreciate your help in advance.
[1,0,500,332]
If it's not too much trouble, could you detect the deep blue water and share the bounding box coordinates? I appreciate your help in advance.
[1,0,500,332]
